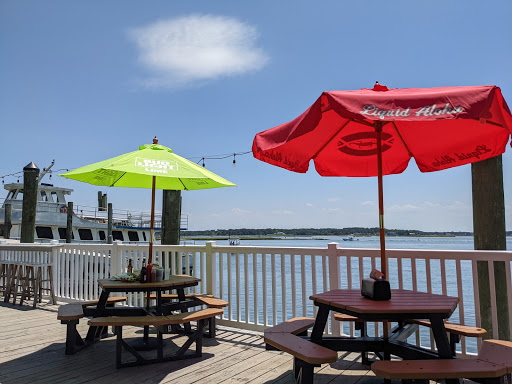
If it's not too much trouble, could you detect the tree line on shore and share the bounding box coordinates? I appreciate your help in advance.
[181,227,500,237]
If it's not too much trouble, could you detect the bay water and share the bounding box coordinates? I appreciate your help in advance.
[184,236,511,354]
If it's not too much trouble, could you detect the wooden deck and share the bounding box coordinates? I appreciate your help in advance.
[0,299,476,384]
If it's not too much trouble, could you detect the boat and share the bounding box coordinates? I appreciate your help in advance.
[342,236,358,241]
[0,161,188,243]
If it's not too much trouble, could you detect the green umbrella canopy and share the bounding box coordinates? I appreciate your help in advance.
[60,142,236,190]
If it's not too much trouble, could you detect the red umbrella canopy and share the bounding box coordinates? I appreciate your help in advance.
[253,84,512,278]
[253,85,512,177]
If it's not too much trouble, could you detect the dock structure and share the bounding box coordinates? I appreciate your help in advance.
[0,299,429,384]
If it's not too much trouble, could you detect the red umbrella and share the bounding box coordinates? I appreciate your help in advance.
[253,84,512,278]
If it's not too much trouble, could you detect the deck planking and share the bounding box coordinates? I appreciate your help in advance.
[0,298,478,384]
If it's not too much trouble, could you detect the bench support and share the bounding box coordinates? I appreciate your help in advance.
[113,318,208,368]
[61,319,86,355]
[294,357,318,384]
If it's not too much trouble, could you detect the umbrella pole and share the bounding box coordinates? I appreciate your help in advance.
[375,122,387,278]
[149,176,156,265]
[146,176,156,310]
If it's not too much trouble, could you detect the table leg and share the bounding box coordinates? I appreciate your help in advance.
[311,304,330,342]
[177,288,191,333]
[430,316,452,359]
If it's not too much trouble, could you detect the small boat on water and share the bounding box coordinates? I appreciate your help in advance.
[0,161,188,243]
[342,236,358,241]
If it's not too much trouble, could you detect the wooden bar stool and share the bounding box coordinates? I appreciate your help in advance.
[18,262,56,307]
[0,259,14,297]
[3,261,21,303]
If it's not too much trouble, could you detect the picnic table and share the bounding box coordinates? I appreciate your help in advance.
[265,288,460,383]
[310,288,459,360]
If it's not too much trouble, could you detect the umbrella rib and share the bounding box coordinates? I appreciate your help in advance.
[312,119,352,159]
[391,122,413,157]
[110,172,127,187]
[179,178,189,191]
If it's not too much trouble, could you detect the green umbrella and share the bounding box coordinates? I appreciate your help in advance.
[60,137,236,264]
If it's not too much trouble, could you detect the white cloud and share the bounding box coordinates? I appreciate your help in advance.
[305,203,313,207]
[231,207,252,215]
[128,14,269,88]
[360,200,376,206]
[322,207,343,213]
[272,209,294,215]
[388,204,419,212]
[327,197,340,202]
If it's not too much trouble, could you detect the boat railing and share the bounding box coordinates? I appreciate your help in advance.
[1,241,510,357]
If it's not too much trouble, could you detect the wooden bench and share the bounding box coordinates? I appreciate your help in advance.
[88,308,223,368]
[57,304,85,355]
[80,296,127,307]
[147,293,228,337]
[408,318,487,356]
[264,317,338,384]
[371,339,512,384]
[334,313,487,359]
[57,297,127,355]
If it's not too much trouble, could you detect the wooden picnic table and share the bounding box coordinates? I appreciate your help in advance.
[84,274,201,344]
[310,288,459,360]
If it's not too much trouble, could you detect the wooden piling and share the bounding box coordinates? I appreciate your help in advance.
[107,203,113,244]
[161,190,181,270]
[472,155,509,340]
[4,203,11,239]
[66,202,73,243]
[20,162,39,243]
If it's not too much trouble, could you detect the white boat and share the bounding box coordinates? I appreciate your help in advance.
[0,162,188,243]
[342,236,358,241]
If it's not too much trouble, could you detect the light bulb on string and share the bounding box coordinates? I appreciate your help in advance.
[202,158,205,167]
[232,154,236,168]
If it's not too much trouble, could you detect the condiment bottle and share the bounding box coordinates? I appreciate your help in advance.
[140,258,146,283]
[127,259,133,275]
[146,262,153,283]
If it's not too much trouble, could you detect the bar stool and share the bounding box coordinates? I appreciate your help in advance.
[17,262,56,307]
[3,261,20,303]
[0,259,14,297]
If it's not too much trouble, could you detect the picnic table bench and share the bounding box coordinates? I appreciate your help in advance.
[146,292,228,337]
[89,308,223,368]
[264,317,338,383]
[57,297,127,355]
[334,313,487,360]
[372,339,512,383]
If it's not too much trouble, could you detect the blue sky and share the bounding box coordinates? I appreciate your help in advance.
[1,0,511,232]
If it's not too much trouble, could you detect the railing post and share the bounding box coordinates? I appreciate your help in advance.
[111,241,123,277]
[328,242,341,335]
[205,241,217,296]
[50,240,60,300]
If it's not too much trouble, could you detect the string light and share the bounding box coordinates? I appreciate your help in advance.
[0,149,249,182]
[193,150,251,167]
[0,168,69,184]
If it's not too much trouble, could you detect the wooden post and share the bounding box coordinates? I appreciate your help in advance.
[107,203,113,244]
[162,190,182,245]
[20,162,39,243]
[66,202,73,243]
[4,203,11,239]
[472,155,509,340]
[161,190,181,270]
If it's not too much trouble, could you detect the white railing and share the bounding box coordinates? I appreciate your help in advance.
[1,241,511,357]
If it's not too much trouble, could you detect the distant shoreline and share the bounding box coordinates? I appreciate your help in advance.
[181,234,466,241]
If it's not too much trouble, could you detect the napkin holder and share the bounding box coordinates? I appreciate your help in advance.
[361,278,391,301]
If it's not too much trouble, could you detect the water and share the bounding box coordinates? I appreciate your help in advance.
[183,235,512,250]
[183,236,511,354]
